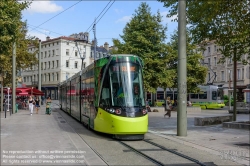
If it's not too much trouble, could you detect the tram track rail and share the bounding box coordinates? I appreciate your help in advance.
[119,139,207,166]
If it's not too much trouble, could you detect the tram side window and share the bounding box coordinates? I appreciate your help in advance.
[100,72,110,107]
[212,91,217,100]
[199,92,207,99]
[190,94,198,99]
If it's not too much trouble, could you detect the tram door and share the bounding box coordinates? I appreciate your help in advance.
[89,77,95,129]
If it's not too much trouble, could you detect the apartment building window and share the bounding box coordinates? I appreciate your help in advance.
[83,63,86,69]
[57,72,59,81]
[229,70,232,80]
[41,74,43,82]
[221,71,225,81]
[66,60,69,68]
[208,73,210,82]
[56,49,59,56]
[41,52,43,59]
[214,45,217,52]
[56,60,59,68]
[52,50,55,56]
[48,61,50,69]
[41,63,43,70]
[48,73,50,81]
[45,51,47,58]
[52,61,54,68]
[214,72,217,81]
[24,77,26,82]
[237,69,241,79]
[44,74,46,82]
[208,47,210,52]
[52,73,54,81]
[57,42,59,45]
[67,42,69,45]
[75,61,78,69]
[44,62,46,69]
[242,68,244,80]
[49,44,50,47]
[66,49,69,56]
[75,51,78,57]
[229,57,232,64]
[208,58,210,65]
[48,50,51,57]
[53,43,54,46]
[214,57,217,66]
[91,51,93,58]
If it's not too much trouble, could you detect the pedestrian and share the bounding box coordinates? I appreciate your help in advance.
[35,97,40,114]
[41,96,45,105]
[45,96,52,115]
[28,96,35,115]
[146,99,151,112]
[164,97,172,118]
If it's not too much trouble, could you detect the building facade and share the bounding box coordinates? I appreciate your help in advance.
[202,41,250,101]
[21,34,110,100]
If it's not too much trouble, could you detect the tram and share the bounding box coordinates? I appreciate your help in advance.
[188,85,225,109]
[147,85,225,109]
[58,54,148,140]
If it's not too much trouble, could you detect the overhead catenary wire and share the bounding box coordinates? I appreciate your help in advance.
[85,0,113,33]
[29,0,83,33]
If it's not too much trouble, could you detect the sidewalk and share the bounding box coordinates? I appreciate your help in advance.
[148,110,250,166]
[1,101,107,165]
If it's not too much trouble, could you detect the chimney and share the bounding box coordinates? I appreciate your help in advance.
[46,36,50,41]
[104,42,109,51]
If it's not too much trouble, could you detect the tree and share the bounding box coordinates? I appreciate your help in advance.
[112,2,174,93]
[0,1,38,86]
[166,30,207,93]
[158,0,250,63]
[159,0,249,120]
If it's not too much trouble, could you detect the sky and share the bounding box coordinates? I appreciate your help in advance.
[22,0,178,47]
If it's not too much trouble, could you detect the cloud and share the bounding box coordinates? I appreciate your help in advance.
[24,1,63,14]
[116,16,132,23]
[161,11,177,24]
[27,31,57,41]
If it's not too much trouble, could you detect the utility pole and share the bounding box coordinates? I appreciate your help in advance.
[12,42,16,114]
[0,71,3,112]
[233,48,237,121]
[93,18,97,61]
[177,0,187,136]
[38,40,42,104]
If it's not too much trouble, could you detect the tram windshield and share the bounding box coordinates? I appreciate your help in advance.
[109,63,145,107]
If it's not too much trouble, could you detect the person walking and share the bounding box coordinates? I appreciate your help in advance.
[164,97,172,118]
[35,97,40,114]
[28,96,35,115]
[45,96,52,115]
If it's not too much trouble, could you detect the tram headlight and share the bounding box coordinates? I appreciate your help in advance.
[142,109,147,115]
[109,108,115,113]
[115,108,122,114]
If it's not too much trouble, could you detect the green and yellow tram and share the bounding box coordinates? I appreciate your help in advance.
[189,85,225,109]
[58,54,148,140]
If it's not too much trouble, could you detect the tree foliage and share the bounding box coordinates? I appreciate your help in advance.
[166,30,207,93]
[0,0,38,86]
[112,2,173,93]
[158,0,250,64]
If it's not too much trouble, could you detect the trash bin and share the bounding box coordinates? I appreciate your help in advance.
[15,104,18,113]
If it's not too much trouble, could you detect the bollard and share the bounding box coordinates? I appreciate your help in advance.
[15,104,18,113]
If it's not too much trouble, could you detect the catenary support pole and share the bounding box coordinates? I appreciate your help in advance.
[177,0,187,136]
[38,40,42,104]
[233,48,237,121]
[12,42,16,114]
[1,73,3,112]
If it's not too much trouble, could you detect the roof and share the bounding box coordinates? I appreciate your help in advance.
[91,46,108,53]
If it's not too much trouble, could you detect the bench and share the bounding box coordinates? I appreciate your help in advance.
[194,115,233,126]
